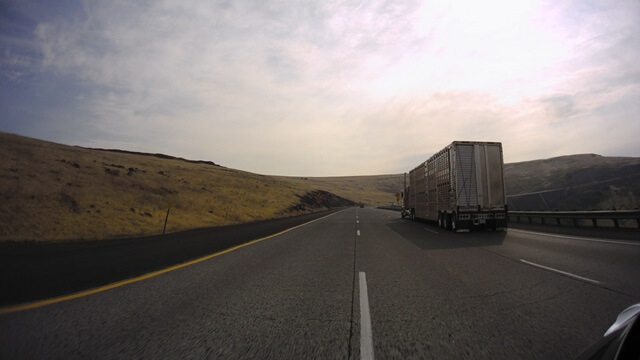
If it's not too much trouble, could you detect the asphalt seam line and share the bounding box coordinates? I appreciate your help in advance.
[520,259,602,285]
[509,228,640,246]
[359,272,374,360]
[423,227,439,234]
[0,210,343,315]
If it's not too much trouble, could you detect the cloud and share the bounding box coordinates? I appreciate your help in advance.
[540,95,576,119]
[1,0,639,175]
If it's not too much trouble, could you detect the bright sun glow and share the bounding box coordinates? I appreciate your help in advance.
[367,0,568,103]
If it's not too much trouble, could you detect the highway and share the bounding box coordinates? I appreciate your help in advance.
[1,207,639,359]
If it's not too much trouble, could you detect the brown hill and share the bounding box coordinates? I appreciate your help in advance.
[0,133,399,242]
[505,154,640,211]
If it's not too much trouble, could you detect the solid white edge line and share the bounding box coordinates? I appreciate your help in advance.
[423,228,439,234]
[359,272,375,360]
[509,229,640,246]
[520,259,602,285]
[357,230,361,236]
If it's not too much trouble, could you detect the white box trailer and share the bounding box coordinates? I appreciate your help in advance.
[403,141,508,232]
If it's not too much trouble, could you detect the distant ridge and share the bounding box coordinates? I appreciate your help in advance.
[505,154,640,211]
[84,147,220,167]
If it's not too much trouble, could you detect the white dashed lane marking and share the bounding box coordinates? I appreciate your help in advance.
[359,272,374,360]
[520,259,602,285]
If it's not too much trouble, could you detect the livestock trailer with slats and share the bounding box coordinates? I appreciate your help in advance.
[403,141,507,232]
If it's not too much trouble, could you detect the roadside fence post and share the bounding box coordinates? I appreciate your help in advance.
[163,203,172,235]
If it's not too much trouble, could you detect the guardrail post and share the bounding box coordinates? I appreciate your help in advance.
[573,218,578,227]
[556,218,561,226]
[592,218,598,227]
[637,218,640,230]
[613,219,619,228]
[528,216,532,224]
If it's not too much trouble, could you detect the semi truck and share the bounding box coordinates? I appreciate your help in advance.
[403,141,508,232]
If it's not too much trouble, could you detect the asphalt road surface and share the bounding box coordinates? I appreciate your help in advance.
[1,207,639,359]
[0,209,343,306]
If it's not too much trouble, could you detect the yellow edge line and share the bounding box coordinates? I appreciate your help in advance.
[0,210,343,315]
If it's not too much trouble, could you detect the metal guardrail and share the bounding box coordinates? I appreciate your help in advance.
[377,205,402,211]
[509,210,640,229]
[380,207,640,230]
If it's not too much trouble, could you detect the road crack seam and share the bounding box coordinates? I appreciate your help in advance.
[461,278,553,300]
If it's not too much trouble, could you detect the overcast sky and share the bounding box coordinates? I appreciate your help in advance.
[1,0,639,176]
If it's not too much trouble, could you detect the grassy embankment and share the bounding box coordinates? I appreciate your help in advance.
[0,133,401,242]
[505,154,640,211]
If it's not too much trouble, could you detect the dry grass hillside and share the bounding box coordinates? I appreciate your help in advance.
[277,174,404,207]
[505,154,640,211]
[0,133,400,242]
